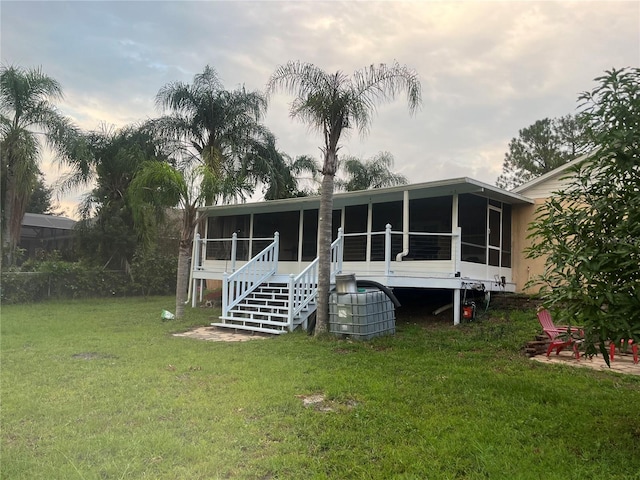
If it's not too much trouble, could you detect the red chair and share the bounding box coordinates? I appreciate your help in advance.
[537,309,582,360]
[610,339,639,364]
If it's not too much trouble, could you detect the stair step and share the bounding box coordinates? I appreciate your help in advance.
[236,299,289,310]
[228,309,290,320]
[219,315,290,327]
[211,322,286,335]
[221,276,318,334]
[234,307,289,316]
[242,297,288,306]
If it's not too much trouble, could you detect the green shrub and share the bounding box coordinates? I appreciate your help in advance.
[1,250,177,303]
[130,248,178,296]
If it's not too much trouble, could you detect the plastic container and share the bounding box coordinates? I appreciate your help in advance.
[335,274,357,294]
[329,290,395,340]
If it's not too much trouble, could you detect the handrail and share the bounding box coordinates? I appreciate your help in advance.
[222,232,279,316]
[287,228,343,329]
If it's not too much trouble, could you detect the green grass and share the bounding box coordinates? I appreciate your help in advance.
[2,297,639,479]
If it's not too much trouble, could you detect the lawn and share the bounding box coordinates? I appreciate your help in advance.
[2,296,639,479]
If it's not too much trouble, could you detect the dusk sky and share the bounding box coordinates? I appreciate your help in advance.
[2,1,638,216]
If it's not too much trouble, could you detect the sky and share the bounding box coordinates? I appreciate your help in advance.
[2,0,639,217]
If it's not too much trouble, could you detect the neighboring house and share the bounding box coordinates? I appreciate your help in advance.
[511,152,592,293]
[189,177,534,331]
[18,213,77,260]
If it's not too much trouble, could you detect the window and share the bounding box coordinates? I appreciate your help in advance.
[302,209,318,261]
[408,196,452,260]
[371,201,402,261]
[458,194,487,264]
[343,204,368,261]
[501,204,512,268]
[253,211,300,261]
[488,208,501,266]
[206,215,250,260]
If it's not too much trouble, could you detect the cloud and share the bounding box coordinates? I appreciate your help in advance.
[2,0,638,217]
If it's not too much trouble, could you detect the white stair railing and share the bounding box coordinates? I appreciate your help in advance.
[222,232,279,317]
[287,228,343,329]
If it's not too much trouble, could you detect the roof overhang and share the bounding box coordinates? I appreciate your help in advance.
[21,213,76,230]
[198,177,534,216]
[512,151,595,194]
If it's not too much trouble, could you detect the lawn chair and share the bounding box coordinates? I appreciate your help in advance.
[537,309,582,359]
[609,339,638,364]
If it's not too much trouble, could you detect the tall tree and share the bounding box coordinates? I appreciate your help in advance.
[26,175,56,215]
[72,124,168,267]
[152,65,272,202]
[148,65,275,317]
[129,160,243,318]
[496,114,591,190]
[0,65,85,266]
[267,61,421,334]
[527,67,640,361]
[337,151,407,191]
[247,135,320,199]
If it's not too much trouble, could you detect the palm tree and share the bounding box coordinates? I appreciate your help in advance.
[337,151,407,191]
[0,65,85,266]
[147,65,276,317]
[267,61,421,334]
[247,134,321,199]
[71,124,169,267]
[152,65,271,202]
[129,160,244,318]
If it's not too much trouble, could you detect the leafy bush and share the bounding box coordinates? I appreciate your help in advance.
[130,248,178,296]
[1,249,177,304]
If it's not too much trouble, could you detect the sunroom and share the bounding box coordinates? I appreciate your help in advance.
[189,178,533,328]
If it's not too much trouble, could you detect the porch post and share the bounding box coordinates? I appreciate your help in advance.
[190,230,201,308]
[337,227,343,274]
[273,232,279,271]
[452,193,460,275]
[453,288,461,326]
[366,202,372,263]
[287,273,295,330]
[194,233,201,269]
[454,226,462,275]
[384,224,392,276]
[248,213,254,258]
[230,232,237,272]
[222,272,229,317]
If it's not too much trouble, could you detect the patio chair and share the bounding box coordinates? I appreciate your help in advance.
[609,339,639,364]
[537,309,582,359]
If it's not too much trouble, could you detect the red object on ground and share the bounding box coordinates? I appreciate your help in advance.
[610,339,639,364]
[537,309,582,360]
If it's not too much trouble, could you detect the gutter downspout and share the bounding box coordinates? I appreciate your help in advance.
[395,190,410,261]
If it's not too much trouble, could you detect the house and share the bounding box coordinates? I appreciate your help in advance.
[510,153,591,293]
[188,177,535,333]
[18,213,77,260]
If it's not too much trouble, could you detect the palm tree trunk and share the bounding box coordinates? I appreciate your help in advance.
[175,238,191,319]
[2,171,25,268]
[2,185,16,267]
[175,208,197,319]
[315,172,335,335]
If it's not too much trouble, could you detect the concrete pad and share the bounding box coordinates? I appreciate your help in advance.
[172,326,273,342]
[530,349,640,376]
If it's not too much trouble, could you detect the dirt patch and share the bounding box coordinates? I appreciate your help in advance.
[296,393,358,412]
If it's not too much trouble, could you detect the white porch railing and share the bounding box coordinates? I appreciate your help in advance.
[341,225,461,276]
[222,232,279,316]
[286,228,343,329]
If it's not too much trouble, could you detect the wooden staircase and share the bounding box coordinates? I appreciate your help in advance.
[212,279,317,334]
